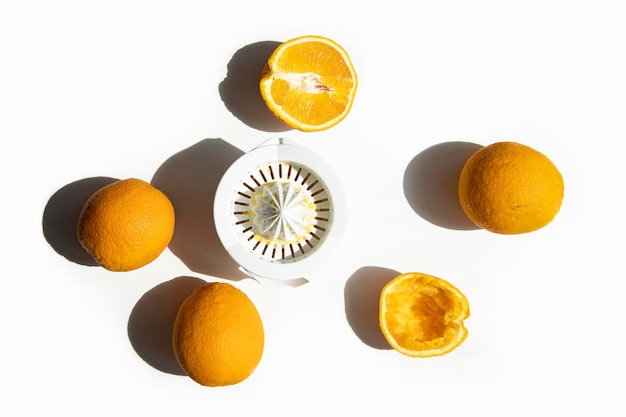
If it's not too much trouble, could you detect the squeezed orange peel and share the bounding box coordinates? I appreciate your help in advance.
[379,272,470,357]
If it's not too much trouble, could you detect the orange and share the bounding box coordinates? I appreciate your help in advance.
[77,178,175,272]
[260,35,358,132]
[458,141,564,234]
[172,282,264,387]
[379,272,470,358]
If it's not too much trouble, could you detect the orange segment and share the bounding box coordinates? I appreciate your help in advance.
[260,35,358,132]
[379,272,470,357]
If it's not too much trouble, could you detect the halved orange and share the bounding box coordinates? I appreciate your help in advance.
[379,272,470,357]
[260,35,358,132]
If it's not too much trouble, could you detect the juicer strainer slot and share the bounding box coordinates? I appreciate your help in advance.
[230,161,332,263]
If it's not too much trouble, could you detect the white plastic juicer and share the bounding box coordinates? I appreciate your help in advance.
[214,138,346,286]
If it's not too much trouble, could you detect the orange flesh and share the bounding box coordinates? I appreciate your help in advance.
[380,273,470,357]
[260,36,357,131]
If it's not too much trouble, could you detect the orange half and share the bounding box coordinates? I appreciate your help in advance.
[379,272,470,357]
[260,35,358,132]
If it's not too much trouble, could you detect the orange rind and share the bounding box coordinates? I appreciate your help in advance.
[379,272,470,357]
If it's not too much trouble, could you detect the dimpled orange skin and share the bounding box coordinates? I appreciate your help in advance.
[379,272,470,358]
[172,282,265,387]
[77,178,175,272]
[458,142,564,234]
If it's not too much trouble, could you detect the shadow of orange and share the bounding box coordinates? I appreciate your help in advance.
[127,276,208,375]
[42,176,119,266]
[219,40,290,132]
[344,266,400,350]
[403,141,483,230]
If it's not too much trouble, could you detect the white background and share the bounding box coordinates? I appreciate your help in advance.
[2,1,624,415]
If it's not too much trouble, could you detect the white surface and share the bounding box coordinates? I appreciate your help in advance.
[2,1,624,416]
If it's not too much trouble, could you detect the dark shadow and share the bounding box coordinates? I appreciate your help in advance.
[42,176,119,266]
[403,141,483,230]
[218,40,291,132]
[127,276,208,375]
[151,138,248,281]
[344,266,400,350]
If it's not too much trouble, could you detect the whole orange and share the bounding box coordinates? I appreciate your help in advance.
[77,178,175,271]
[458,142,564,234]
[172,282,265,387]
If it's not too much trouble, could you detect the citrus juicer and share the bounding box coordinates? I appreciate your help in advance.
[214,138,346,286]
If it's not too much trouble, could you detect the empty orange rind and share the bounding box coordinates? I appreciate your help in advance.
[379,272,470,357]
